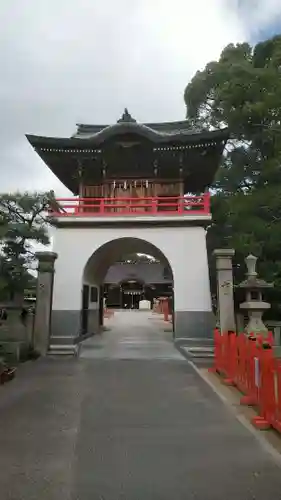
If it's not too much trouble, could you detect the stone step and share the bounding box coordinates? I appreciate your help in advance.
[175,337,214,345]
[49,336,76,346]
[187,348,214,359]
[177,345,214,359]
[48,344,79,356]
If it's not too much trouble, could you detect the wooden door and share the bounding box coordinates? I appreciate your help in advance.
[81,285,89,334]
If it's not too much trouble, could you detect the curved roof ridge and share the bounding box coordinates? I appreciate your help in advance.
[74,121,169,142]
[75,118,192,130]
[72,119,207,140]
[75,118,192,128]
[27,126,229,149]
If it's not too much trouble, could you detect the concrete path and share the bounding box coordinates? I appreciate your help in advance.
[80,310,181,360]
[0,311,281,499]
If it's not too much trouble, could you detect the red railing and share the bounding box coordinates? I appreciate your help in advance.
[49,194,210,217]
[210,330,281,432]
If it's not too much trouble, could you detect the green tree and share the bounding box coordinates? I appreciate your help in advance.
[0,191,55,300]
[119,253,159,264]
[184,35,281,316]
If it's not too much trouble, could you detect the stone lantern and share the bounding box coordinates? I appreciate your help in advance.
[238,254,273,337]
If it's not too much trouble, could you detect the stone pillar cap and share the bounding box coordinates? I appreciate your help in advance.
[213,249,235,257]
[36,251,58,262]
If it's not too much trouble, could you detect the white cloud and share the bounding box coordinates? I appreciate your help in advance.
[238,0,281,33]
[0,0,279,195]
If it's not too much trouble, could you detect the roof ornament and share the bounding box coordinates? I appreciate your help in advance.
[117,108,137,123]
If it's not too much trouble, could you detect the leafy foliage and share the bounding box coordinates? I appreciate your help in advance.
[0,191,55,300]
[118,253,159,264]
[184,35,281,317]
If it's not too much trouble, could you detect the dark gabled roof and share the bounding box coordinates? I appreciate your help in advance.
[27,125,228,149]
[71,109,228,143]
[25,109,229,194]
[27,108,229,148]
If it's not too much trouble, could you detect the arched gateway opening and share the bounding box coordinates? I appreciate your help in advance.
[82,237,174,335]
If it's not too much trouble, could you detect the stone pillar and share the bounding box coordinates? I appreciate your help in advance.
[213,249,235,333]
[33,252,58,356]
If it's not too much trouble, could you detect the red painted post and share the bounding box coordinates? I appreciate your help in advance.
[203,192,210,214]
[151,197,158,214]
[252,346,273,429]
[177,197,184,214]
[208,327,281,434]
[224,331,237,385]
[100,199,105,214]
[270,360,281,433]
[240,336,260,406]
[163,298,169,322]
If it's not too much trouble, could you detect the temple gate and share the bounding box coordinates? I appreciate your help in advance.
[27,109,228,353]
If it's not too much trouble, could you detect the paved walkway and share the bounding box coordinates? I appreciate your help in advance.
[0,311,281,499]
[80,310,180,360]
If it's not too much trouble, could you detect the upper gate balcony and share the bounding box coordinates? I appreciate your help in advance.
[49,193,211,224]
[26,109,229,225]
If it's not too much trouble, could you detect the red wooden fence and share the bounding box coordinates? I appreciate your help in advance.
[210,330,281,431]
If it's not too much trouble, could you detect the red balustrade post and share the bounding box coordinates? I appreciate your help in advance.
[78,198,86,215]
[151,198,158,214]
[74,200,79,215]
[100,199,105,214]
[177,197,184,214]
[203,192,210,214]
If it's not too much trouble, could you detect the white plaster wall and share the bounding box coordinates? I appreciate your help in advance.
[52,225,211,313]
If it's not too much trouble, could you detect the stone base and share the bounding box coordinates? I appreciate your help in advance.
[51,309,101,344]
[88,309,100,335]
[0,340,30,362]
[174,310,215,342]
[50,309,215,353]
[49,308,102,356]
[52,310,81,339]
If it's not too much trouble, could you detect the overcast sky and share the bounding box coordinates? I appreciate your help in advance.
[1,0,281,197]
